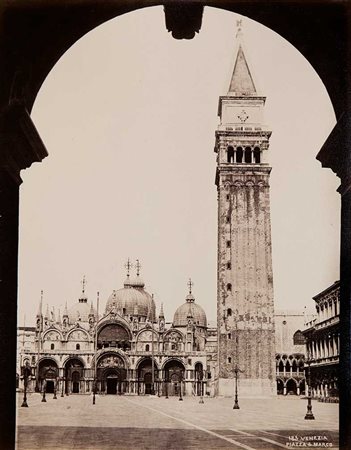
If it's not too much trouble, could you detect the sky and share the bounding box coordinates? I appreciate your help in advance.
[18,6,340,326]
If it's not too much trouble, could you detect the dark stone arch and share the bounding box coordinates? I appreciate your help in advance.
[227,146,234,163]
[236,146,243,163]
[286,378,298,395]
[244,147,252,163]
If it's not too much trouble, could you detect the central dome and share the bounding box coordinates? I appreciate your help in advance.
[105,275,155,321]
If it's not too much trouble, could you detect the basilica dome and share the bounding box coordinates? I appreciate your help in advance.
[105,275,156,321]
[67,296,96,324]
[173,292,207,328]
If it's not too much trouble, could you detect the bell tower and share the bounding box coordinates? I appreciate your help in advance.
[215,22,276,396]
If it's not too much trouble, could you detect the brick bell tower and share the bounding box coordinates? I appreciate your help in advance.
[215,22,276,397]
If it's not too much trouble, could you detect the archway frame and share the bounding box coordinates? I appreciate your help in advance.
[0,3,349,448]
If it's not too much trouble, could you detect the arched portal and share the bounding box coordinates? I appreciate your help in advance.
[137,358,158,395]
[163,359,185,397]
[64,358,85,395]
[286,378,298,395]
[97,353,127,395]
[38,358,58,393]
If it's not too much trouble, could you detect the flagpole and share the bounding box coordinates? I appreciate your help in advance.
[151,295,155,395]
[93,291,99,404]
[36,290,43,392]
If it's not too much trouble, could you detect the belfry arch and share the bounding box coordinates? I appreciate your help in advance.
[0,3,349,449]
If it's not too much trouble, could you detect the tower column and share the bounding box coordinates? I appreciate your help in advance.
[215,25,275,396]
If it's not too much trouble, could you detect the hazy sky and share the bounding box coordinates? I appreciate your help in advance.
[18,6,340,326]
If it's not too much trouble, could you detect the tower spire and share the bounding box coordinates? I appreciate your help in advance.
[228,19,256,96]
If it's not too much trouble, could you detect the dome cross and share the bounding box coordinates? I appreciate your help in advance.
[81,275,87,295]
[187,278,194,294]
[124,258,133,277]
[135,259,142,276]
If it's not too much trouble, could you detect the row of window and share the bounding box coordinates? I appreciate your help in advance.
[226,146,261,164]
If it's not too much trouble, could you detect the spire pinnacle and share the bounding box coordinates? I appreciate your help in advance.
[159,302,165,318]
[37,290,44,316]
[63,302,68,317]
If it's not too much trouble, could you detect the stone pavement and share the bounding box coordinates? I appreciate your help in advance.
[16,393,339,450]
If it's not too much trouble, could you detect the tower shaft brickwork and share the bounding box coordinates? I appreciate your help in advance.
[215,33,276,396]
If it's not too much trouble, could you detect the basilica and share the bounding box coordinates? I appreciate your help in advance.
[18,262,216,398]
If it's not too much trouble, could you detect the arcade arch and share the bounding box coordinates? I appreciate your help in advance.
[163,359,186,397]
[38,358,58,393]
[64,358,85,394]
[96,352,127,394]
[136,357,159,395]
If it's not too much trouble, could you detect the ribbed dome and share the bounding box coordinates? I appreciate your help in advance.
[105,286,156,321]
[67,297,97,323]
[173,296,207,328]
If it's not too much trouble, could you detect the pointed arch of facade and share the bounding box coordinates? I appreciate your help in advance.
[285,377,299,387]
[66,327,90,341]
[42,327,63,341]
[136,327,159,342]
[163,329,185,342]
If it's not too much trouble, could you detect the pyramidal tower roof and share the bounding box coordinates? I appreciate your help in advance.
[228,45,257,96]
[227,20,257,96]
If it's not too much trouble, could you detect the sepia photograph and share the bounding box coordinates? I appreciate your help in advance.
[0,1,349,450]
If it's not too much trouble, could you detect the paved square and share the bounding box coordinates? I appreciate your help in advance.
[16,394,338,449]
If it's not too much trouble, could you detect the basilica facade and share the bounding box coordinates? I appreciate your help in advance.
[18,265,213,398]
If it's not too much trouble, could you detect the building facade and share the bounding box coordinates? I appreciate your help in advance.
[275,310,305,396]
[18,267,212,398]
[214,25,275,396]
[302,281,340,400]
